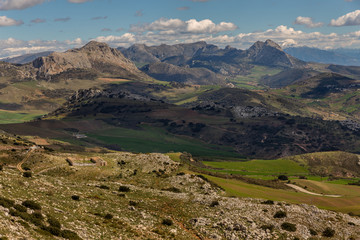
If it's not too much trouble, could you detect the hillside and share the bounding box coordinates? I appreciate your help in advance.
[1,51,53,65]
[0,135,358,239]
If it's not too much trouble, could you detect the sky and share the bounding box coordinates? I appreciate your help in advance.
[1,0,360,58]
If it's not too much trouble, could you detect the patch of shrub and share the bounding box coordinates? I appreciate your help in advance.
[162,218,173,226]
[22,200,41,210]
[162,187,181,193]
[71,195,80,201]
[176,172,185,176]
[118,186,130,192]
[129,201,137,207]
[309,228,318,236]
[260,224,274,232]
[32,211,44,220]
[278,175,288,181]
[0,197,15,208]
[42,226,61,236]
[0,165,3,171]
[348,222,355,226]
[47,216,61,229]
[104,214,113,220]
[322,227,335,237]
[274,210,287,218]
[281,222,296,232]
[210,200,219,207]
[23,171,32,178]
[13,204,27,212]
[61,230,82,240]
[261,200,274,205]
[98,185,110,190]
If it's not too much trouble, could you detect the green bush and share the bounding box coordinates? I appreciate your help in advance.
[162,187,181,193]
[278,175,288,181]
[210,200,219,207]
[32,212,44,220]
[99,185,110,190]
[61,230,82,240]
[23,172,32,178]
[261,200,274,205]
[129,201,137,206]
[309,228,318,236]
[162,218,173,226]
[104,214,113,220]
[71,195,80,201]
[274,210,287,218]
[0,165,3,171]
[47,216,61,229]
[281,222,296,232]
[42,226,61,236]
[13,204,27,212]
[118,186,130,192]
[0,197,15,208]
[22,200,41,210]
[260,224,274,232]
[322,227,335,237]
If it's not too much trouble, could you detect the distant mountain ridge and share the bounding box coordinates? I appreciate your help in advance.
[285,46,360,66]
[1,51,53,64]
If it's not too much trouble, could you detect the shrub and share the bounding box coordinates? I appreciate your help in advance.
[22,200,41,210]
[274,210,287,218]
[162,218,173,226]
[210,200,219,207]
[61,230,82,240]
[176,172,185,176]
[309,228,318,236]
[104,214,113,220]
[13,204,27,212]
[42,226,61,236]
[281,222,296,232]
[99,185,110,190]
[118,186,130,192]
[322,227,335,237]
[71,195,80,201]
[47,216,61,229]
[163,187,181,193]
[0,165,3,171]
[23,172,32,178]
[0,197,15,208]
[129,201,137,207]
[278,175,288,181]
[32,211,44,220]
[261,200,274,205]
[260,224,274,232]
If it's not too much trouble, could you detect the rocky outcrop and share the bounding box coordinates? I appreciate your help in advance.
[33,41,148,80]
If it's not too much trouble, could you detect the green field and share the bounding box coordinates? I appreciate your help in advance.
[203,159,309,176]
[0,110,43,124]
[86,125,242,158]
[206,174,360,214]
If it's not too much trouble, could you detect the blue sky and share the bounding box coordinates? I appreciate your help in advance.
[1,0,360,58]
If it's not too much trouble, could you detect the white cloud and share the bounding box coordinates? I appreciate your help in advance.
[294,16,323,28]
[130,18,237,34]
[0,0,46,10]
[330,10,360,26]
[0,15,23,26]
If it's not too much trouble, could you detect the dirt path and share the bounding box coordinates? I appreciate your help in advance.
[17,146,37,173]
[286,184,342,198]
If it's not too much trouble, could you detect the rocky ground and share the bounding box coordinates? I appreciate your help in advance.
[0,146,359,239]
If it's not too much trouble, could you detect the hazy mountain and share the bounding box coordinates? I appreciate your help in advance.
[141,62,225,85]
[1,51,53,65]
[285,46,360,66]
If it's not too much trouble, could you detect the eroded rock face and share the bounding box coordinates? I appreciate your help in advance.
[33,41,147,80]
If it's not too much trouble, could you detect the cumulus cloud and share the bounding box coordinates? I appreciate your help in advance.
[330,10,360,26]
[0,38,84,59]
[0,15,23,26]
[130,18,237,34]
[0,0,46,10]
[294,16,323,28]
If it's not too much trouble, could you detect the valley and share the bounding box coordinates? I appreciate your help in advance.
[0,40,359,239]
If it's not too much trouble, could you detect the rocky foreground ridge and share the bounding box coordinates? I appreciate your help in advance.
[0,142,359,239]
